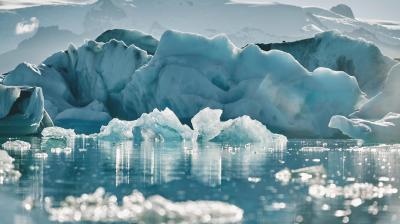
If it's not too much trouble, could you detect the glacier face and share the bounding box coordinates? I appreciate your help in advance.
[3,30,366,137]
[256,31,396,96]
[0,84,52,135]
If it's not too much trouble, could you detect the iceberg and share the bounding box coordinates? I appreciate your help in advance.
[329,64,400,143]
[41,127,76,149]
[330,4,355,19]
[256,31,396,96]
[122,31,365,138]
[0,84,53,135]
[46,187,243,223]
[4,30,365,138]
[96,29,159,55]
[192,108,287,145]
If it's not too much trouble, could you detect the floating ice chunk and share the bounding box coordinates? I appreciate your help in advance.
[192,108,287,145]
[1,140,31,152]
[41,127,76,149]
[329,113,400,143]
[0,150,21,184]
[46,187,243,223]
[132,108,193,143]
[191,108,224,142]
[42,127,76,139]
[98,119,136,141]
[99,108,193,143]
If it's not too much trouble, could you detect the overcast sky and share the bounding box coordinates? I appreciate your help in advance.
[0,0,399,21]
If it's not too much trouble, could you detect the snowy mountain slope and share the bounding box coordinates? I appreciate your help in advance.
[0,0,399,64]
[0,26,84,75]
[256,31,397,96]
[3,30,365,137]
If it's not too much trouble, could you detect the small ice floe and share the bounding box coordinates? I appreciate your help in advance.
[46,188,243,223]
[41,127,76,150]
[308,182,398,200]
[42,127,76,139]
[33,152,48,159]
[300,147,330,152]
[0,150,21,184]
[1,140,31,152]
[50,147,72,155]
[275,165,326,185]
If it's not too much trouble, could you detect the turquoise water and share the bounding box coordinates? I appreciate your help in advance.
[1,137,400,224]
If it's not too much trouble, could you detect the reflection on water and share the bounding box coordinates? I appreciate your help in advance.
[2,138,400,223]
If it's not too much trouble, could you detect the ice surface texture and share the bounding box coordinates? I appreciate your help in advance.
[0,84,52,135]
[46,187,243,223]
[3,30,365,138]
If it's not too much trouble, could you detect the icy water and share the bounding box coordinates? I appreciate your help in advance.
[1,137,400,224]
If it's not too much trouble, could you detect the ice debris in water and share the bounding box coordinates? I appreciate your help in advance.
[41,127,76,149]
[45,188,243,223]
[98,107,287,145]
[0,150,21,184]
[42,127,76,139]
[192,108,287,146]
[275,165,326,185]
[1,140,31,152]
[309,183,398,202]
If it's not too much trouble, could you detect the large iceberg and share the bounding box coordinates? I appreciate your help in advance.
[3,39,151,133]
[3,30,366,138]
[0,84,53,135]
[328,64,400,143]
[121,31,365,138]
[256,31,397,96]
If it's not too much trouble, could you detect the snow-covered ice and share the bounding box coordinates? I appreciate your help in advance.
[46,187,243,223]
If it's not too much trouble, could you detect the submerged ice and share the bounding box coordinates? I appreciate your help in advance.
[46,187,243,223]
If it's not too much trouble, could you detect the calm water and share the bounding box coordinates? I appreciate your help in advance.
[1,137,400,224]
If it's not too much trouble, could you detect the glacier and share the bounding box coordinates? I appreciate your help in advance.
[0,84,53,135]
[2,30,366,138]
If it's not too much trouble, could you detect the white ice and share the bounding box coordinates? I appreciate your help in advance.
[1,140,31,152]
[0,150,21,184]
